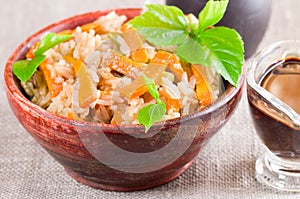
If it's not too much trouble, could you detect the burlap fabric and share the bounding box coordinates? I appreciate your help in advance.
[1,0,300,198]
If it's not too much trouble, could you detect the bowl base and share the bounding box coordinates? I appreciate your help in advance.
[64,160,194,191]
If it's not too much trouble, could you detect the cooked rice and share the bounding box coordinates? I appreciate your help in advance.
[21,11,224,125]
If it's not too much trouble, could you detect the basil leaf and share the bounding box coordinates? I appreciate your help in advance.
[12,55,46,82]
[129,4,189,46]
[176,37,211,64]
[34,33,72,56]
[198,0,229,32]
[138,103,166,132]
[200,27,244,87]
[13,32,72,82]
[176,27,244,86]
[128,3,244,87]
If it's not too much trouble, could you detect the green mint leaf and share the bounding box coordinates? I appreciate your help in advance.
[129,4,189,46]
[12,55,45,82]
[176,37,210,64]
[13,32,72,82]
[176,26,244,87]
[127,3,244,87]
[34,33,72,56]
[142,74,160,101]
[198,0,229,32]
[138,103,166,132]
[200,27,244,87]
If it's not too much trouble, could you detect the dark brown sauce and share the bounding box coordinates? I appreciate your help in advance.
[248,58,300,158]
[261,58,300,114]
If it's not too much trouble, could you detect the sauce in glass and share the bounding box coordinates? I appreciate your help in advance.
[248,58,300,159]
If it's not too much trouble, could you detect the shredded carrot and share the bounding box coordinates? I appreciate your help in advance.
[39,58,63,98]
[119,64,167,99]
[63,55,83,75]
[150,51,170,65]
[58,29,73,35]
[131,85,149,99]
[181,61,194,79]
[121,23,134,32]
[159,87,181,112]
[104,52,142,75]
[100,90,111,96]
[26,42,39,59]
[191,64,212,106]
[151,51,184,80]
[80,22,107,34]
[68,112,84,121]
[67,112,74,119]
[166,98,181,112]
[130,48,149,63]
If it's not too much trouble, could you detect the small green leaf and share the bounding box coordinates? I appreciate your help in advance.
[142,74,159,100]
[138,103,166,132]
[12,55,45,82]
[138,74,166,132]
[129,4,189,46]
[198,0,229,31]
[13,32,72,82]
[34,33,72,56]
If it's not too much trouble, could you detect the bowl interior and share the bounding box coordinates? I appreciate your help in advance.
[4,8,245,131]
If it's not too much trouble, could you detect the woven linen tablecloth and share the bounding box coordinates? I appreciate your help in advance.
[1,0,300,198]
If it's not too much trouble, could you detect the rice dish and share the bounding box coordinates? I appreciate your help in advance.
[21,11,224,124]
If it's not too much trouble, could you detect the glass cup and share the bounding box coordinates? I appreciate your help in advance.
[247,40,300,191]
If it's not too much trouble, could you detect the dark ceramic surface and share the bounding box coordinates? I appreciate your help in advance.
[4,9,244,191]
[166,0,271,59]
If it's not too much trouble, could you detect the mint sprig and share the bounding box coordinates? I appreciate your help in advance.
[129,4,189,46]
[12,55,45,82]
[137,74,166,132]
[129,1,244,87]
[198,0,229,31]
[34,33,72,56]
[13,32,72,82]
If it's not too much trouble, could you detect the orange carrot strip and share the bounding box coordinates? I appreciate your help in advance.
[67,112,74,119]
[151,51,184,80]
[166,98,181,112]
[26,42,39,59]
[159,87,181,112]
[63,55,83,75]
[104,52,143,75]
[119,64,167,99]
[191,64,212,106]
[81,22,107,34]
[121,23,134,32]
[58,29,73,35]
[130,48,149,63]
[39,59,63,98]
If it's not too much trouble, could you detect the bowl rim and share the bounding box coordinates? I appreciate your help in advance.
[4,8,245,130]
